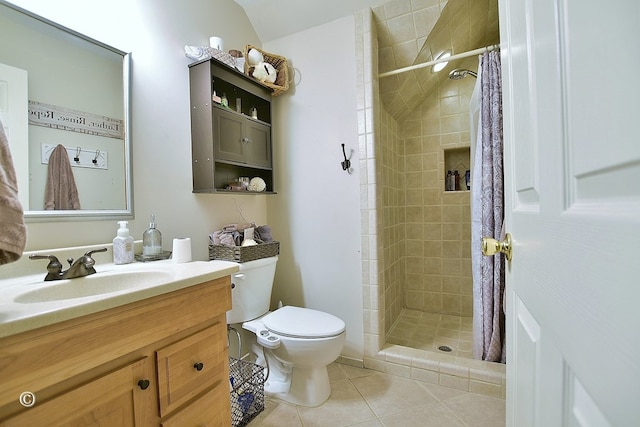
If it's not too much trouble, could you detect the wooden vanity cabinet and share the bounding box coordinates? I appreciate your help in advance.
[189,58,275,193]
[0,277,232,426]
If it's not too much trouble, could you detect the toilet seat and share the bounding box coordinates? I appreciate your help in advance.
[262,306,345,338]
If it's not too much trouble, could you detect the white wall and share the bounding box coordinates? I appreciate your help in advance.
[264,17,364,360]
[9,0,268,259]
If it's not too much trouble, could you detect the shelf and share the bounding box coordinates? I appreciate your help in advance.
[444,147,470,192]
[188,56,273,95]
[211,103,271,127]
[205,189,277,195]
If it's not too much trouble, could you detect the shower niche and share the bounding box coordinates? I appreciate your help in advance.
[444,147,471,192]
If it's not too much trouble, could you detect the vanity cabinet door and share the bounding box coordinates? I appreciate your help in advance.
[0,358,154,427]
[160,381,229,427]
[156,321,229,417]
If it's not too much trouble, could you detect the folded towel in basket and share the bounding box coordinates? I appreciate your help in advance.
[255,225,273,243]
[209,230,236,247]
[210,223,273,247]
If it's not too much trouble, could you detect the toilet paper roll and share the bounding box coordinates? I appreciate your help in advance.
[209,36,224,51]
[172,238,192,263]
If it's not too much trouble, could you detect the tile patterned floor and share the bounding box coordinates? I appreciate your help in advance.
[386,309,474,358]
[248,362,505,427]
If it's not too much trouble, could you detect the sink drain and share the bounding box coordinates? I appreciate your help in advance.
[438,345,453,352]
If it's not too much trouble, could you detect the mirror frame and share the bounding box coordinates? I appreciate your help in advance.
[1,1,133,222]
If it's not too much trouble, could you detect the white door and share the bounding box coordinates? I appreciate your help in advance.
[0,62,29,209]
[498,0,640,426]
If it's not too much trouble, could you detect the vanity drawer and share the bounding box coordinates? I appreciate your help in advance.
[156,321,229,416]
[160,380,230,427]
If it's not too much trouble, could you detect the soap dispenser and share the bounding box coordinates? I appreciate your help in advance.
[142,214,162,256]
[113,221,134,264]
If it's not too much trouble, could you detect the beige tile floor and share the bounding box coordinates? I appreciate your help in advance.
[386,309,474,358]
[248,362,505,427]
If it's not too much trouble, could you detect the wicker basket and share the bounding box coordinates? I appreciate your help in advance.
[244,45,289,96]
[209,241,280,263]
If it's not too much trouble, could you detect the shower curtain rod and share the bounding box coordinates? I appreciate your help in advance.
[378,44,500,78]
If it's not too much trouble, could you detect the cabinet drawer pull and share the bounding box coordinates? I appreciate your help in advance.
[193,362,204,371]
[137,379,150,390]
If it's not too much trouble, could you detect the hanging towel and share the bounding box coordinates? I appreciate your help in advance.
[0,117,27,265]
[44,144,81,210]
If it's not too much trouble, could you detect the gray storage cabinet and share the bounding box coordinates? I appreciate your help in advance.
[189,58,274,193]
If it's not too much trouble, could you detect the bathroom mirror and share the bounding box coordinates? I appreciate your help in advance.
[0,0,132,221]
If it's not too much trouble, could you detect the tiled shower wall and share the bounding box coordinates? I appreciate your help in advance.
[401,57,476,316]
[379,108,405,335]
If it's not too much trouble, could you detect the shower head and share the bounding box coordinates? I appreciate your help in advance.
[448,69,477,80]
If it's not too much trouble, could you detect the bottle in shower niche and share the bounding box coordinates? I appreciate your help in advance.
[446,170,453,191]
[454,170,461,191]
[142,214,163,256]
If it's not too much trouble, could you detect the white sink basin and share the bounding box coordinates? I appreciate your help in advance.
[13,270,174,304]
[0,253,240,340]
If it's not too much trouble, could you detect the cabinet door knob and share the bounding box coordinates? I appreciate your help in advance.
[193,362,204,371]
[137,379,150,390]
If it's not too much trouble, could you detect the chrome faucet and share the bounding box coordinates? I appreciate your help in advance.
[29,248,107,281]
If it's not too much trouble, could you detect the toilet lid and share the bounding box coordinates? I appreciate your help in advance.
[262,306,345,338]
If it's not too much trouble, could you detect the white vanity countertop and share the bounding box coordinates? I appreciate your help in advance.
[0,257,239,339]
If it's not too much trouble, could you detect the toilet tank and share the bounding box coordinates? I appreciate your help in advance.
[226,255,278,324]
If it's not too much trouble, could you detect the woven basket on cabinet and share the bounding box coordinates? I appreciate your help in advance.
[243,45,289,96]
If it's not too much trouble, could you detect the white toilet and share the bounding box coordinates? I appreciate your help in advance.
[227,256,346,407]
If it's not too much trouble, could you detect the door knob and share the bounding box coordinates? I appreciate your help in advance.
[482,233,512,261]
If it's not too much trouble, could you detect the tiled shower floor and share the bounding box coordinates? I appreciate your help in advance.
[387,309,474,358]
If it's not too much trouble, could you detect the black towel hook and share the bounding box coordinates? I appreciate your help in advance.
[74,147,81,163]
[341,143,351,173]
[92,149,100,165]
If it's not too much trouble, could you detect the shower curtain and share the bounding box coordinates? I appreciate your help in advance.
[471,51,505,363]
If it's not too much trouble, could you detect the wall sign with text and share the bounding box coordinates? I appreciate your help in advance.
[28,100,124,140]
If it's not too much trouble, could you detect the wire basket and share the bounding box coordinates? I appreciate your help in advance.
[229,357,265,427]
